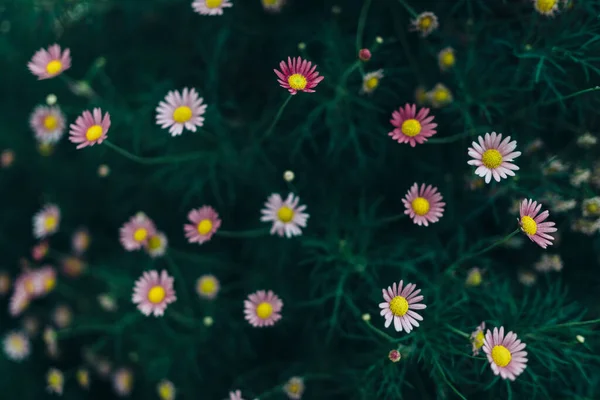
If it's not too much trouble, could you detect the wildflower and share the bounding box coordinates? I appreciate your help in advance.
[27,44,71,80]
[576,334,585,343]
[274,56,324,95]
[33,203,60,239]
[360,69,384,95]
[196,274,220,300]
[61,256,86,277]
[402,183,445,226]
[470,322,485,355]
[571,218,600,235]
[72,227,91,254]
[518,270,537,286]
[577,132,597,148]
[465,267,483,287]
[29,105,66,144]
[379,280,426,333]
[68,108,111,149]
[414,86,428,105]
[260,193,309,237]
[43,326,59,358]
[9,285,30,316]
[410,12,439,37]
[0,271,10,295]
[156,87,207,136]
[158,379,176,400]
[388,349,401,362]
[203,316,214,326]
[132,270,176,317]
[427,83,453,108]
[262,0,285,12]
[192,0,232,15]
[184,206,221,244]
[518,199,557,249]
[437,47,455,71]
[467,132,521,184]
[46,94,57,105]
[542,158,568,175]
[47,368,64,394]
[533,0,559,16]
[283,377,305,399]
[98,164,110,177]
[98,293,118,312]
[77,368,90,389]
[145,231,168,258]
[534,254,563,272]
[244,290,283,327]
[1,149,14,167]
[582,197,600,217]
[483,327,528,381]
[227,390,246,400]
[119,212,157,251]
[388,103,437,147]
[524,138,544,154]
[3,331,30,361]
[358,48,371,61]
[113,368,134,397]
[283,170,295,182]
[52,304,73,328]
[570,168,590,187]
[552,199,577,213]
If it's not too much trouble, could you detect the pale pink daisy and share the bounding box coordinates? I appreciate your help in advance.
[518,199,557,249]
[145,231,168,258]
[192,0,232,16]
[9,285,30,317]
[260,193,309,238]
[27,44,71,80]
[184,206,221,244]
[3,331,30,361]
[132,270,176,317]
[72,227,91,255]
[402,183,445,226]
[29,105,66,144]
[262,0,285,12]
[470,322,486,355]
[467,132,521,184]
[483,326,528,381]
[283,377,305,399]
[244,290,283,327]
[68,108,111,149]
[33,204,60,239]
[274,57,324,95]
[119,212,157,251]
[410,12,439,37]
[227,390,245,400]
[155,88,207,136]
[388,103,437,147]
[379,280,426,333]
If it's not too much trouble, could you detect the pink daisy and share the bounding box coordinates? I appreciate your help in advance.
[29,105,66,144]
[71,227,91,255]
[184,206,221,245]
[402,183,445,226]
[9,285,30,317]
[274,57,324,95]
[132,270,176,317]
[227,390,245,400]
[27,44,71,80]
[119,212,157,251]
[379,280,426,333]
[388,104,437,147]
[518,199,557,249]
[244,290,283,327]
[155,87,207,136]
[33,204,60,239]
[68,108,111,149]
[467,132,521,184]
[470,322,486,356]
[260,193,309,238]
[483,326,528,381]
[192,0,233,16]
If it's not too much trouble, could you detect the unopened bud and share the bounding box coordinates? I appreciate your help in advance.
[388,349,401,362]
[576,335,585,343]
[283,170,295,182]
[46,94,57,105]
[203,316,214,326]
[358,48,371,61]
[362,313,371,322]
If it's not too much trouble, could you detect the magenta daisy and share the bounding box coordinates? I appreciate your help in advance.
[402,183,445,226]
[68,108,111,149]
[29,105,66,144]
[379,280,426,333]
[518,199,557,249]
[33,204,60,239]
[192,0,232,15]
[388,104,437,147]
[467,132,521,184]
[155,88,207,136]
[261,193,309,238]
[483,326,528,381]
[132,270,176,317]
[244,290,283,327]
[184,206,221,245]
[119,212,157,251]
[27,44,71,80]
[274,57,324,95]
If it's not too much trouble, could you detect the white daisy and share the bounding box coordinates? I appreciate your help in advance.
[33,204,60,239]
[467,132,521,184]
[191,0,233,16]
[155,88,207,136]
[260,193,309,238]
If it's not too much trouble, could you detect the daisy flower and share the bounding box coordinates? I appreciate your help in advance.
[29,105,66,144]
[582,197,600,217]
[414,86,428,106]
[196,274,220,300]
[244,290,283,327]
[132,270,176,317]
[533,0,559,16]
[156,88,207,136]
[518,199,557,249]
[77,368,90,389]
[72,227,91,255]
[470,322,485,356]
[283,377,305,399]
[437,47,455,71]
[119,212,157,251]
[68,108,111,149]
[260,193,309,238]
[157,379,176,400]
[576,132,597,148]
[426,83,453,108]
[192,0,232,16]
[467,132,521,184]
[113,368,134,397]
[33,203,60,239]
[570,168,591,187]
[483,326,528,381]
[274,56,324,95]
[379,280,426,333]
[410,12,439,37]
[534,254,563,272]
[61,256,86,277]
[227,390,245,400]
[402,183,445,226]
[262,0,285,12]
[52,304,73,328]
[3,331,30,361]
[388,103,437,146]
[145,231,168,258]
[360,69,384,95]
[9,285,30,316]
[465,267,483,287]
[47,368,64,395]
[27,44,71,80]
[184,206,221,244]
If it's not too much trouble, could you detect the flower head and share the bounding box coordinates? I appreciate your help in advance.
[358,48,372,61]
[32,240,50,261]
[388,349,401,362]
[244,290,283,327]
[483,327,528,380]
[61,256,86,277]
[68,108,111,149]
[260,193,309,238]
[470,322,485,355]
[157,379,176,400]
[33,203,60,239]
[467,132,521,184]
[30,105,66,144]
[227,390,245,400]
[132,270,177,317]
[283,377,305,399]
[427,83,453,108]
[145,231,168,258]
[379,280,426,333]
[274,57,324,95]
[262,0,285,12]
[438,47,456,71]
[388,103,437,146]
[47,368,64,395]
[534,254,563,272]
[184,206,221,244]
[518,199,557,249]
[402,183,445,226]
[582,197,600,217]
[192,0,232,15]
[1,149,14,168]
[410,12,439,37]
[28,44,71,80]
[414,86,428,106]
[196,274,220,300]
[77,368,90,389]
[576,132,597,148]
[9,284,30,316]
[52,304,73,328]
[533,0,559,16]
[72,227,91,255]
[119,212,157,251]
[3,331,30,361]
[360,69,384,95]
[113,368,134,397]
[156,88,207,136]
[465,267,483,287]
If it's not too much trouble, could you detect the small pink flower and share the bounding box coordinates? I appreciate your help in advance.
[260,193,309,238]
[274,57,324,95]
[388,104,437,147]
[379,280,426,333]
[27,44,71,80]
[156,88,207,136]
[33,204,60,239]
[1,149,14,168]
[184,206,221,245]
[358,48,371,61]
[467,132,521,184]
[119,213,157,251]
[132,270,176,317]
[68,108,111,149]
[32,240,49,261]
[483,326,528,381]
[244,290,283,327]
[227,390,245,400]
[283,377,305,399]
[470,322,486,356]
[402,183,445,226]
[9,285,30,317]
[388,349,401,362]
[72,227,91,255]
[192,0,232,15]
[29,105,66,144]
[518,199,557,249]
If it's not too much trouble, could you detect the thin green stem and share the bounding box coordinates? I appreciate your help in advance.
[445,324,470,339]
[165,252,193,315]
[396,0,418,18]
[259,95,293,142]
[434,360,467,400]
[370,214,407,226]
[169,310,200,329]
[540,85,600,106]
[216,228,268,238]
[536,318,600,331]
[104,140,205,165]
[364,320,398,343]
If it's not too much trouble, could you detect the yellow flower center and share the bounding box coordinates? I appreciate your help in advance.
[9,337,24,352]
[158,383,173,400]
[24,278,35,294]
[148,235,162,250]
[586,203,599,214]
[197,219,213,235]
[418,16,433,30]
[46,60,63,75]
[441,52,455,67]
[389,296,409,316]
[277,206,295,223]
[147,285,166,304]
[205,0,223,7]
[365,77,379,90]
[288,383,300,394]
[48,371,63,387]
[44,216,58,230]
[133,228,148,242]
[491,345,512,368]
[411,197,430,216]
[288,73,307,90]
[401,119,422,137]
[536,0,557,12]
[198,277,217,295]
[256,302,274,319]
[172,106,192,123]
[481,149,503,169]
[85,124,103,141]
[45,277,56,292]
[77,370,89,387]
[43,115,58,130]
[263,0,277,4]
[434,88,450,102]
[466,270,482,286]
[520,215,538,235]
[473,331,485,350]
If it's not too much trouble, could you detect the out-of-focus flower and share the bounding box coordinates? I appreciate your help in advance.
[524,138,543,154]
[570,168,590,187]
[28,44,71,80]
[61,256,86,277]
[542,158,568,175]
[158,379,176,400]
[283,377,305,399]
[438,47,455,71]
[470,322,486,355]
[465,267,483,287]
[467,132,521,184]
[52,304,73,328]
[533,0,559,16]
[68,108,111,149]
[184,206,221,244]
[43,326,59,358]
[77,368,90,389]
[156,88,207,136]
[410,12,439,37]
[482,327,528,381]
[402,183,445,227]
[1,149,14,167]
[3,331,30,361]
[261,193,309,237]
[192,0,232,15]
[32,240,50,261]
[388,349,401,362]
[571,218,600,236]
[379,280,426,333]
[145,232,168,258]
[72,227,91,255]
[283,170,295,182]
[98,293,118,312]
[518,270,537,286]
[360,69,384,95]
[132,270,176,317]
[534,254,563,272]
[120,212,157,251]
[113,367,134,397]
[414,86,428,106]
[358,48,371,61]
[0,271,11,295]
[196,274,220,300]
[551,199,577,213]
[244,290,283,327]
[577,132,597,148]
[426,83,453,108]
[227,390,246,400]
[46,368,64,395]
[98,164,110,177]
[261,0,285,12]
[33,204,60,239]
[29,105,66,144]
[518,199,557,249]
[274,56,324,95]
[582,197,600,217]
[388,104,438,147]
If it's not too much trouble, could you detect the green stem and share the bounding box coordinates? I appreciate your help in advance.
[216,228,268,238]
[445,324,470,339]
[165,253,193,315]
[356,0,373,53]
[396,0,418,18]
[540,85,600,106]
[372,214,406,225]
[364,320,397,343]
[259,95,293,142]
[537,318,600,331]
[104,140,205,165]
